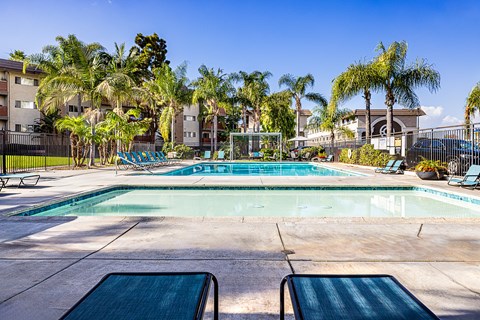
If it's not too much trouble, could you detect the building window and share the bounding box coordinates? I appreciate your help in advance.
[15,124,21,132]
[15,100,36,109]
[69,105,79,113]
[202,133,210,139]
[14,77,36,86]
[184,115,196,121]
[183,132,197,138]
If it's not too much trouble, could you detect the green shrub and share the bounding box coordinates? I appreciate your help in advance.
[162,142,175,154]
[299,146,325,160]
[340,144,391,167]
[219,142,240,160]
[173,144,194,159]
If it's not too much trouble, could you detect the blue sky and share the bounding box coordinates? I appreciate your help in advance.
[3,0,480,128]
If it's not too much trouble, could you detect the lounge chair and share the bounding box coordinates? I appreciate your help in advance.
[382,159,404,174]
[147,151,168,166]
[0,173,40,187]
[321,154,333,162]
[280,274,439,320]
[375,159,395,173]
[217,150,225,161]
[60,272,218,320]
[290,151,299,161]
[121,152,153,172]
[448,164,480,188]
[131,152,157,167]
[203,150,211,160]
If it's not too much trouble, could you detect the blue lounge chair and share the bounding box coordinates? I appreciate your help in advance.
[448,164,480,188]
[131,152,156,167]
[375,159,395,173]
[280,274,439,320]
[217,150,225,161]
[147,151,168,166]
[155,151,171,165]
[0,173,40,187]
[382,160,404,174]
[204,150,211,160]
[60,272,218,320]
[122,152,153,172]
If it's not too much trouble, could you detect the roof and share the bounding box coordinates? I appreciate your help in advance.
[354,108,426,116]
[299,109,312,116]
[0,58,42,74]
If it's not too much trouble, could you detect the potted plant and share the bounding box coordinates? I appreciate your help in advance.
[415,158,448,180]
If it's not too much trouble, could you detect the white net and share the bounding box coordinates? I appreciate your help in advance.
[229,132,282,161]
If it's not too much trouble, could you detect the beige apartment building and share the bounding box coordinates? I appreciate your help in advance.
[0,59,42,131]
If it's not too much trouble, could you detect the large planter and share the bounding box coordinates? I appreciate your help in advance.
[415,171,445,180]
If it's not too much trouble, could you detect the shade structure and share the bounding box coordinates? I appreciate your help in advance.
[288,136,310,142]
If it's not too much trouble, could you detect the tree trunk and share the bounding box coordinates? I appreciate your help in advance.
[242,105,247,133]
[213,114,218,151]
[210,120,214,152]
[330,131,335,155]
[364,89,371,144]
[385,89,395,138]
[295,97,301,139]
[89,122,95,167]
[170,108,175,144]
[255,108,261,133]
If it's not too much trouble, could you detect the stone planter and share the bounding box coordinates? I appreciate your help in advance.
[415,171,445,180]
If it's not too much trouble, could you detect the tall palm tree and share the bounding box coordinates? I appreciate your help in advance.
[192,65,234,151]
[36,36,106,166]
[97,43,139,114]
[145,63,191,143]
[464,82,480,127]
[308,103,354,151]
[278,74,327,139]
[331,61,382,142]
[374,41,440,138]
[55,115,91,167]
[232,71,272,133]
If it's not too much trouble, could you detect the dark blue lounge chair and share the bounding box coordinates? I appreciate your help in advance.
[280,274,439,320]
[60,272,218,320]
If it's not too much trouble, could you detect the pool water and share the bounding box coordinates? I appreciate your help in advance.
[162,162,357,176]
[25,187,480,218]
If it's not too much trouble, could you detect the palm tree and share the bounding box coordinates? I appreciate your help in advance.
[308,103,354,151]
[464,82,480,127]
[55,115,91,167]
[278,74,327,139]
[374,41,440,138]
[232,71,272,133]
[35,35,106,166]
[145,63,191,143]
[331,61,382,142]
[192,65,234,151]
[97,43,139,114]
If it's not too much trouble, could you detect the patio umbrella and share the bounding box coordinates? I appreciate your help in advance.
[288,136,309,142]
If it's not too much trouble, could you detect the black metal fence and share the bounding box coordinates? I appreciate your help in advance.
[322,123,480,175]
[1,130,71,174]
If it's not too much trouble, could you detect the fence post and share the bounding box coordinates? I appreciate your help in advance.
[1,130,5,174]
[44,133,47,171]
[471,123,475,165]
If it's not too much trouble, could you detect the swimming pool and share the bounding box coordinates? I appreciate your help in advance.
[17,186,480,218]
[162,162,359,176]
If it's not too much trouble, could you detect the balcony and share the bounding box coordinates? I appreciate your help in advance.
[0,105,7,119]
[0,80,7,94]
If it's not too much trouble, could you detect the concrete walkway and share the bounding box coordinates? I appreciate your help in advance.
[0,162,479,319]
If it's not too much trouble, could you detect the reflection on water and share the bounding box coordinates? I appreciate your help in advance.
[34,190,480,218]
[164,163,354,176]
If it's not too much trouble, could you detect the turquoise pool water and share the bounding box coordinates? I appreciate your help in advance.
[20,187,480,218]
[162,162,358,176]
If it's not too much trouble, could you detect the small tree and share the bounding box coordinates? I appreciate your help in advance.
[55,115,91,168]
[464,82,480,127]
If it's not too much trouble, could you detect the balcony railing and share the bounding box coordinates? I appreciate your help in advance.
[0,105,7,117]
[0,80,7,93]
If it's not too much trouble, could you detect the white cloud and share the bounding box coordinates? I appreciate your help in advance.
[419,106,444,129]
[441,115,463,126]
[419,106,464,129]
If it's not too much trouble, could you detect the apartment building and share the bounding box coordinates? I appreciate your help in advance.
[306,108,425,145]
[0,59,42,131]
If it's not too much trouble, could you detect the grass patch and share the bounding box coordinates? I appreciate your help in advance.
[0,155,101,170]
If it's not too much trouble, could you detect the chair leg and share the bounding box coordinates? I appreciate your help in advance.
[280,277,287,320]
[212,274,219,320]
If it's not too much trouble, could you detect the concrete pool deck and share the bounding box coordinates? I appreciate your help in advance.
[0,161,479,319]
